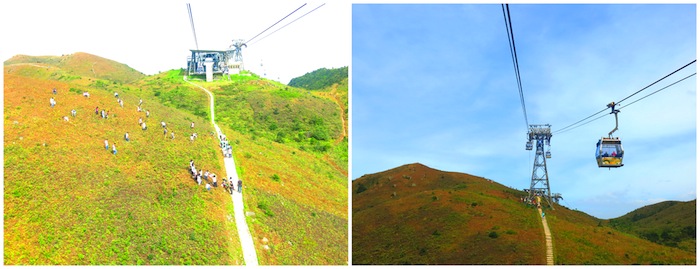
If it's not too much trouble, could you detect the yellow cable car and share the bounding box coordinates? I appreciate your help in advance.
[597,102,624,168]
[596,137,623,167]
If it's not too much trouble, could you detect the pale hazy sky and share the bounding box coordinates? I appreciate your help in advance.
[1,0,350,84]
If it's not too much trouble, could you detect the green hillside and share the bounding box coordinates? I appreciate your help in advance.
[4,62,240,264]
[5,54,347,265]
[288,66,348,90]
[137,69,348,265]
[605,200,696,252]
[352,163,695,265]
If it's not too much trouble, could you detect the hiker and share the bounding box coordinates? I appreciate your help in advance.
[114,92,119,98]
[52,88,57,94]
[137,106,142,112]
[197,174,202,185]
[212,175,217,187]
[105,139,109,150]
[83,92,90,98]
[124,132,130,142]
[63,116,70,122]
[105,110,109,119]
[190,135,194,142]
[50,97,56,108]
[71,109,77,117]
[112,143,117,155]
[191,122,195,128]
[542,212,545,219]
[203,171,209,181]
[119,99,124,108]
[163,128,168,136]
[229,177,235,194]
[189,159,194,168]
[141,122,147,130]
[138,117,143,125]
[205,183,211,191]
[95,106,99,115]
[101,110,106,119]
[161,121,166,128]
[237,179,242,193]
[171,131,175,139]
[139,99,143,106]
[146,110,150,118]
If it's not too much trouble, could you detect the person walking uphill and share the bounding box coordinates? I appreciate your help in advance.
[112,143,117,155]
[104,139,109,150]
[237,179,243,193]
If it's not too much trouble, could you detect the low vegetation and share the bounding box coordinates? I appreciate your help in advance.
[5,54,347,265]
[4,62,240,264]
[352,163,695,265]
[137,68,349,265]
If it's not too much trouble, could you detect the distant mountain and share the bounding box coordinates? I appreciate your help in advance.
[5,52,144,84]
[352,163,695,265]
[607,200,696,252]
[288,66,347,90]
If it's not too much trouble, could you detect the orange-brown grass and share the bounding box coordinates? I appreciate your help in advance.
[546,204,695,264]
[353,163,544,265]
[353,163,696,265]
[4,65,241,264]
[5,52,144,84]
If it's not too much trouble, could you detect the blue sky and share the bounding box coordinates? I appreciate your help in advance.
[352,4,696,219]
[1,0,349,84]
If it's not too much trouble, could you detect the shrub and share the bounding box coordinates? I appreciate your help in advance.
[488,231,499,239]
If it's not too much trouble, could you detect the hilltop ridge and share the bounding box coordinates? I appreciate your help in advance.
[5,52,144,84]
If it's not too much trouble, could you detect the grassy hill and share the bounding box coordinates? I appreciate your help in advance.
[5,52,144,84]
[5,54,347,265]
[4,62,241,264]
[605,200,696,252]
[136,69,348,265]
[352,163,695,265]
[288,66,348,90]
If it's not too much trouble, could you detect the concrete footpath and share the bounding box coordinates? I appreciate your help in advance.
[537,206,554,266]
[185,78,259,266]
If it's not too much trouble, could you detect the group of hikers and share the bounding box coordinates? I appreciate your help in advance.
[189,159,242,194]
[50,86,244,194]
[219,134,233,158]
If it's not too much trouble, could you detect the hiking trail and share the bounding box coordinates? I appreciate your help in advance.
[537,199,554,265]
[185,78,259,266]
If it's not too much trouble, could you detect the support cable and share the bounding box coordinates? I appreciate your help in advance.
[553,72,696,135]
[187,3,199,50]
[553,60,696,134]
[502,4,529,130]
[250,3,326,46]
[246,3,308,45]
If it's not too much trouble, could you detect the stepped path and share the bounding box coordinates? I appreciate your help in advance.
[185,78,259,266]
[537,198,554,265]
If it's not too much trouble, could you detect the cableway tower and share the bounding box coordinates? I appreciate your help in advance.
[526,124,554,208]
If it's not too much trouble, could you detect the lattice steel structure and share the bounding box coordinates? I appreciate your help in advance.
[526,124,554,208]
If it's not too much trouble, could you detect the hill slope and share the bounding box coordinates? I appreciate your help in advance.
[4,60,240,264]
[606,200,696,252]
[352,163,695,265]
[288,66,348,90]
[136,69,348,265]
[5,52,144,84]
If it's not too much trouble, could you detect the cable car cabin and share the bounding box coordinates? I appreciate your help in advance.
[526,141,533,150]
[545,151,551,159]
[596,138,624,168]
